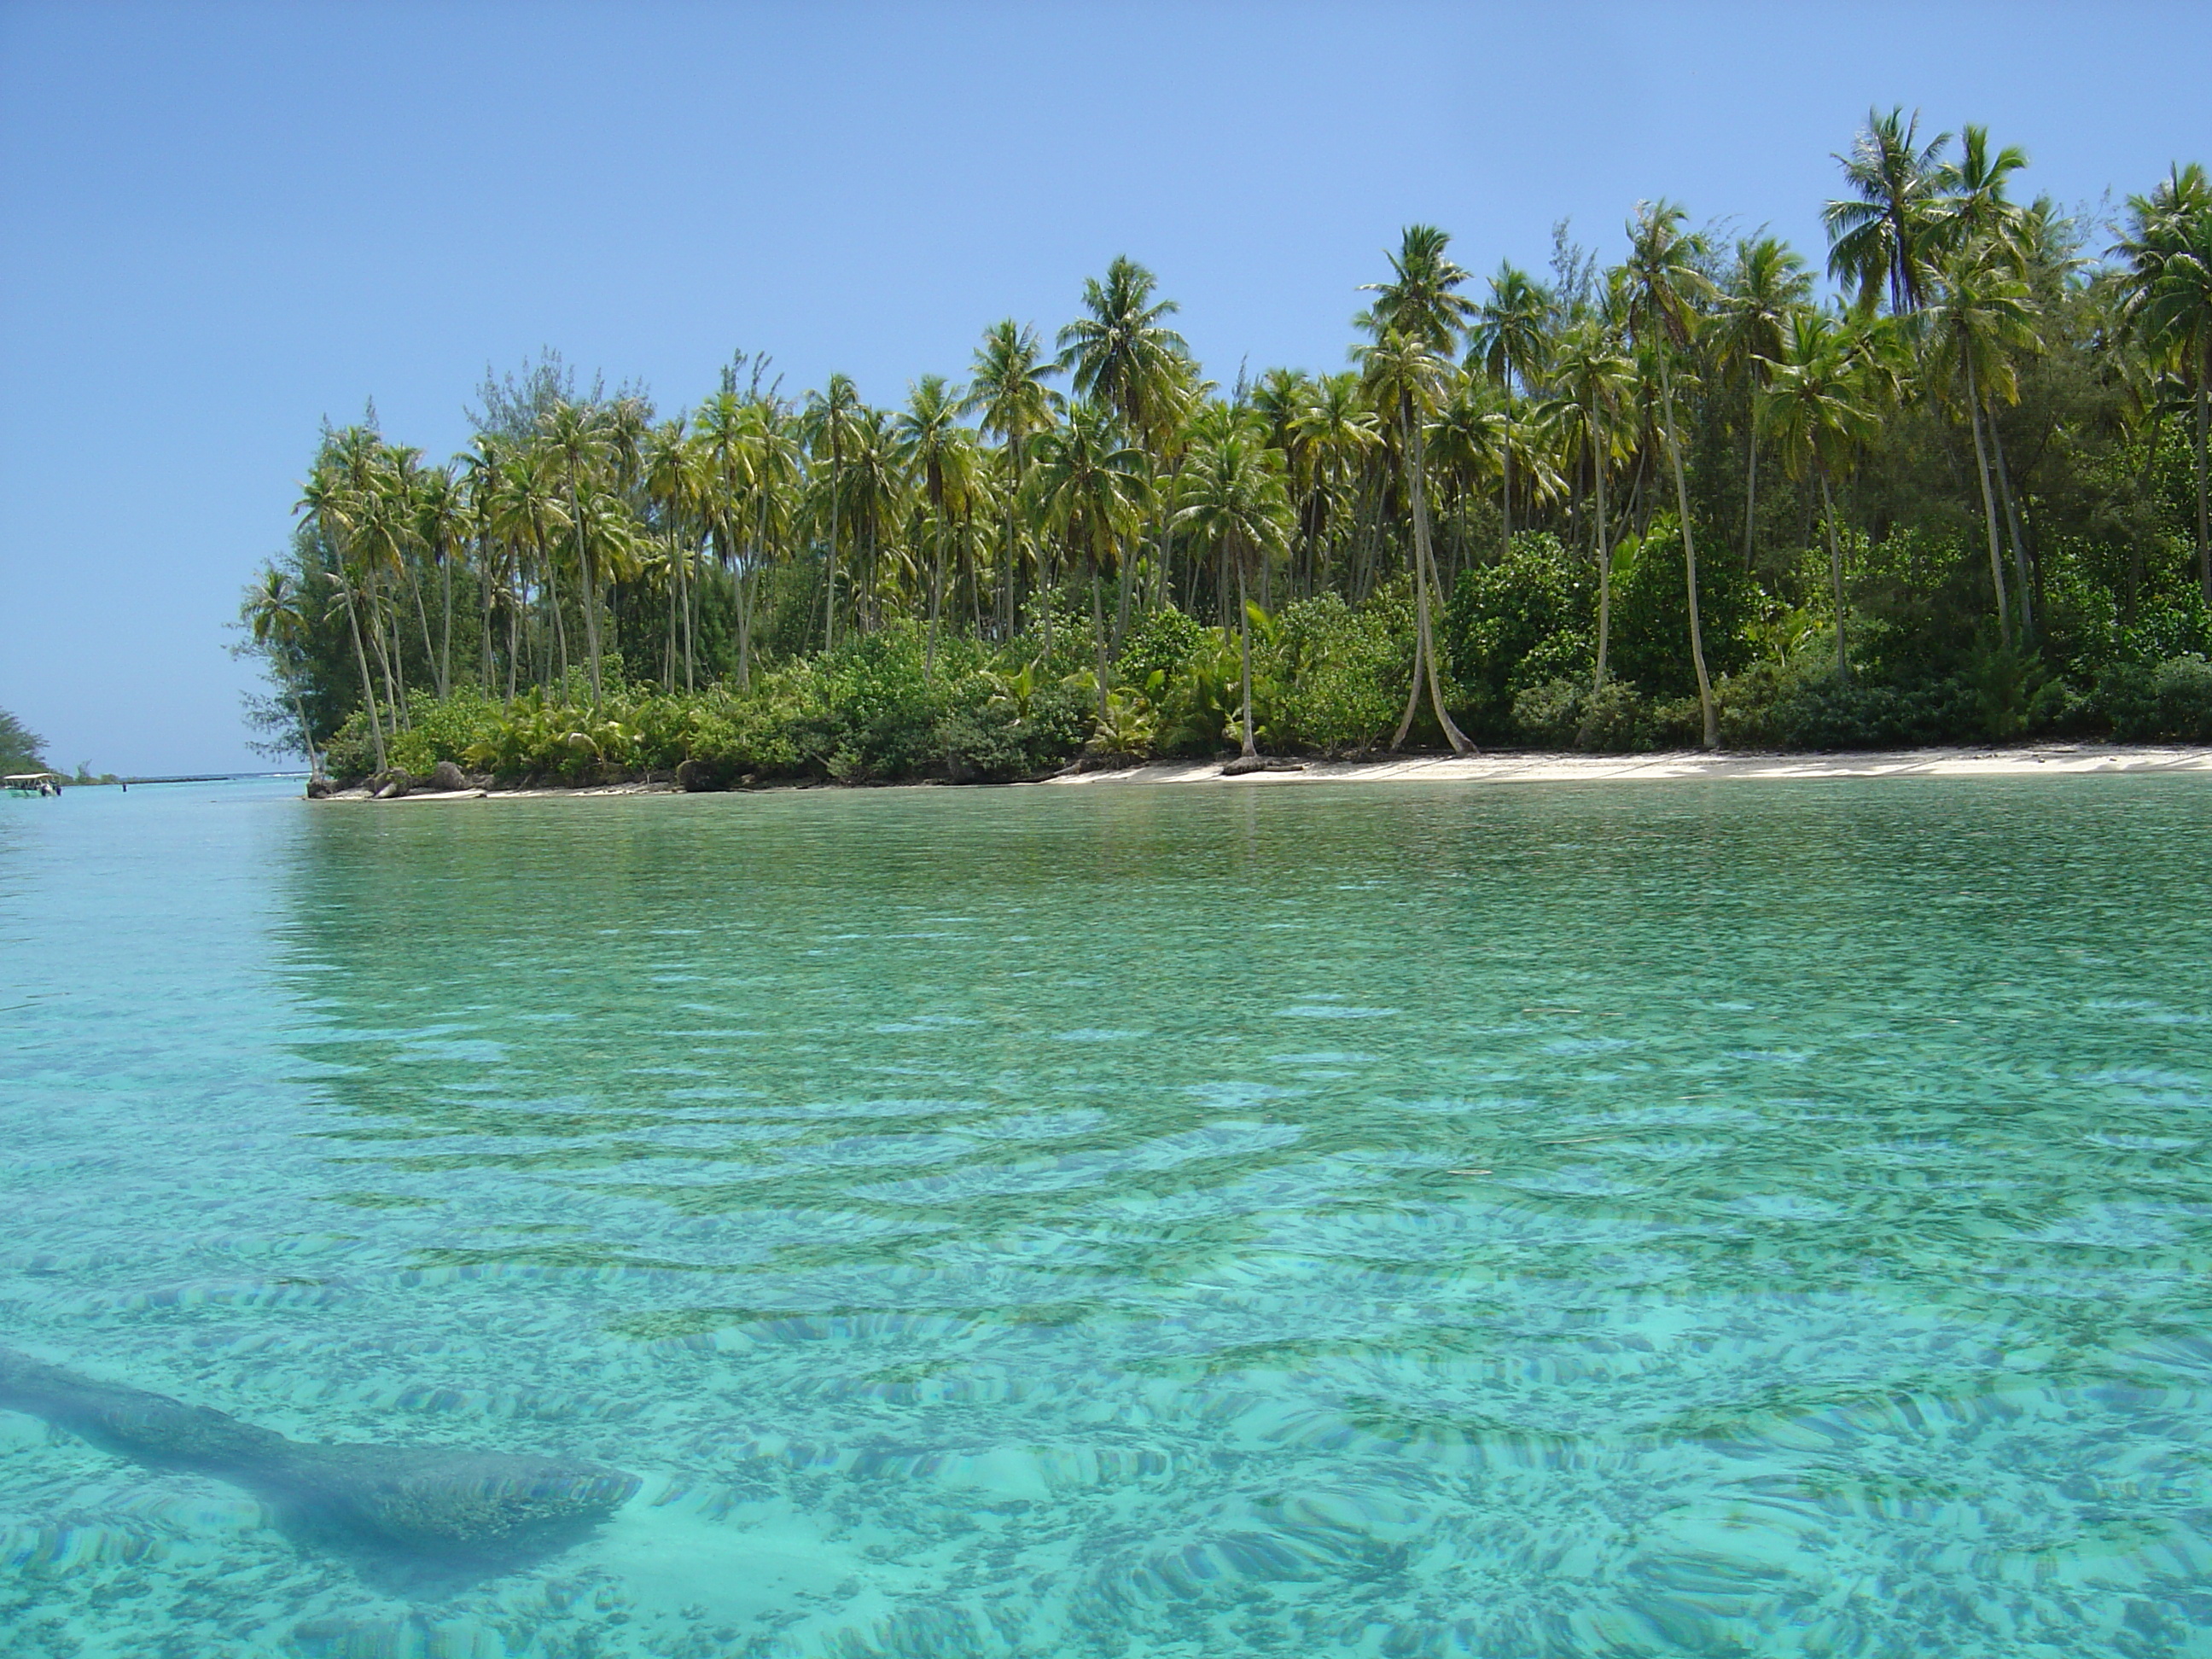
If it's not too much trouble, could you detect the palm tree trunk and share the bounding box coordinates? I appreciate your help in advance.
[437,544,453,699]
[1659,363,1717,748]
[478,537,496,693]
[1742,424,1759,571]
[571,480,602,705]
[927,521,946,684]
[1500,405,1513,559]
[341,584,387,772]
[1591,418,1613,692]
[1819,469,1851,683]
[1091,568,1109,724]
[1390,402,1471,754]
[824,456,841,653]
[2197,361,2211,608]
[1235,546,1256,757]
[1964,358,2012,649]
[664,548,679,690]
[1987,403,2036,642]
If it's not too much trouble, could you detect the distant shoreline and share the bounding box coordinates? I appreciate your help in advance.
[311,743,2212,800]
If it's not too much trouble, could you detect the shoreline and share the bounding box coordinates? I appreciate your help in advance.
[314,742,2212,800]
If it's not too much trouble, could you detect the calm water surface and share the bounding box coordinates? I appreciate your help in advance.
[3,776,2209,1656]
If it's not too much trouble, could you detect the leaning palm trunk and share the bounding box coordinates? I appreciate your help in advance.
[1591,419,1614,692]
[1657,358,1717,749]
[1234,543,1257,758]
[1964,358,2013,649]
[341,583,387,773]
[1389,401,1472,754]
[2196,362,2211,608]
[1986,401,2036,641]
[1091,568,1110,723]
[1819,469,1852,683]
[1742,423,1759,571]
[1500,406,1513,559]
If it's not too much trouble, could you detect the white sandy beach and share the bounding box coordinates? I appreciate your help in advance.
[320,743,2212,801]
[1042,743,2212,788]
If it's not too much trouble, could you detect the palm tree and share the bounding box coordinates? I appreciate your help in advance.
[1469,261,1552,556]
[1759,311,1881,680]
[2116,163,2212,603]
[1175,428,1290,757]
[1825,107,1953,314]
[1547,318,1635,689]
[1358,328,1471,754]
[1716,236,1812,568]
[802,374,865,649]
[1621,201,1721,748]
[1359,224,1478,352]
[1924,242,2040,646]
[964,321,1061,638]
[642,418,703,690]
[895,375,978,678]
[242,565,321,771]
[295,456,387,771]
[539,400,614,701]
[1057,256,1189,431]
[1356,225,1479,754]
[1033,401,1148,716]
[1290,371,1380,600]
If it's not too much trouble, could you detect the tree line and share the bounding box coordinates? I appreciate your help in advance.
[241,111,2212,783]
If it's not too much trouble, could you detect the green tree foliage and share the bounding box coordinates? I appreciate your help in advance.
[0,708,48,775]
[243,122,2212,780]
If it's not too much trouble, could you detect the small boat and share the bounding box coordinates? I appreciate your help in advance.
[4,773,63,798]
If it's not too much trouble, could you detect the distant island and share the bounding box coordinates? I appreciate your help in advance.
[237,113,2212,793]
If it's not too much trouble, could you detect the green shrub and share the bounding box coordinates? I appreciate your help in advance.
[1445,535,1592,736]
[2095,655,2212,742]
[1273,591,1411,752]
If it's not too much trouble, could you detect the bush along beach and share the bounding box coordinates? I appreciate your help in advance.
[242,115,2212,788]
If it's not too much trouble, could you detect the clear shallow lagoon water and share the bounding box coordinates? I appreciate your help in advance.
[3,774,2210,1657]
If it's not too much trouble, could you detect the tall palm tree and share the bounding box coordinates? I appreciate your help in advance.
[1357,225,1479,754]
[1621,201,1721,748]
[964,321,1061,639]
[1716,236,1812,568]
[642,418,704,689]
[539,400,614,701]
[242,565,320,770]
[1759,311,1881,680]
[1357,328,1471,754]
[1924,242,2041,646]
[295,456,387,771]
[1175,428,1290,758]
[1825,107,1953,315]
[895,375,978,678]
[802,374,866,649]
[1469,261,1552,556]
[1359,224,1478,352]
[1033,400,1148,716]
[409,461,464,698]
[1290,371,1381,599]
[1547,318,1635,690]
[2116,163,2212,603]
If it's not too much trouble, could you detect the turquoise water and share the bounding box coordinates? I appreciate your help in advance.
[3,775,2211,1657]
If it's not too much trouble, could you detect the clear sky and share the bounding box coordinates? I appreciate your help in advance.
[3,0,2207,774]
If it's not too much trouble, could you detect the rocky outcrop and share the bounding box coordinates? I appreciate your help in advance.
[0,1346,637,1553]
[430,760,469,792]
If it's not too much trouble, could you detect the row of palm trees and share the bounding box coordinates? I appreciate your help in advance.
[253,114,2212,763]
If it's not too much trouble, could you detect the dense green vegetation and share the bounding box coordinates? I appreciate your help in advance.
[0,709,49,777]
[241,114,2212,785]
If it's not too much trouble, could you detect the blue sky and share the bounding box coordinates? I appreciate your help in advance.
[3,0,2208,772]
